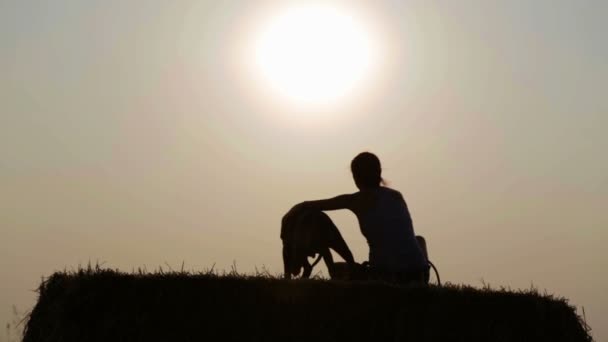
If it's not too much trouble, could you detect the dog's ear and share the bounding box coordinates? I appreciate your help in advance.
[282,244,292,279]
[282,213,301,278]
[283,243,304,278]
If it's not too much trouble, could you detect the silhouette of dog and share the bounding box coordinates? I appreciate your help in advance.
[281,210,355,279]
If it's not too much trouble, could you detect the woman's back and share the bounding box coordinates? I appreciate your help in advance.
[355,187,427,273]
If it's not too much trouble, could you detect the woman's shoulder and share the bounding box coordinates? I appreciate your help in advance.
[380,186,404,197]
[357,186,403,200]
[378,186,409,206]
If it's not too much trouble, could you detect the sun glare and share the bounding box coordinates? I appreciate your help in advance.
[252,4,377,107]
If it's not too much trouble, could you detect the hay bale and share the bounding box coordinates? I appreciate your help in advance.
[23,269,592,342]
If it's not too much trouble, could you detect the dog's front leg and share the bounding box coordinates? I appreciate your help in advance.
[302,260,313,279]
[320,248,335,278]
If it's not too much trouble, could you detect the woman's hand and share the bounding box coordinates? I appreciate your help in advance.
[285,202,310,219]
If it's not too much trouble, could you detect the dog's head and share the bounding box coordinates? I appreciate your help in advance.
[281,212,302,279]
[282,243,307,278]
[281,211,321,279]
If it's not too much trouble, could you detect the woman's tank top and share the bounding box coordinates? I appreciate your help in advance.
[356,187,427,273]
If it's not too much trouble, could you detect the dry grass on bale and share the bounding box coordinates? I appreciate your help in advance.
[22,265,593,342]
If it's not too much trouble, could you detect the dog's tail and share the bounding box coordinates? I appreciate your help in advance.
[416,235,441,286]
[429,260,441,286]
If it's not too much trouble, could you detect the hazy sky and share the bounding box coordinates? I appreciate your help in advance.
[1,1,607,340]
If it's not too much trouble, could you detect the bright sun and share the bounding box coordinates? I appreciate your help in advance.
[252,4,377,106]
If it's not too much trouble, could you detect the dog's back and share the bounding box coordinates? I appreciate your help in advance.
[281,210,339,250]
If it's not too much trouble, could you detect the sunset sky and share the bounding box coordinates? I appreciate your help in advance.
[1,1,606,340]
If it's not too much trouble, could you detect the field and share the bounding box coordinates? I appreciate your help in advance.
[22,267,592,342]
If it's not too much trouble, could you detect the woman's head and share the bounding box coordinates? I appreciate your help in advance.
[351,152,383,189]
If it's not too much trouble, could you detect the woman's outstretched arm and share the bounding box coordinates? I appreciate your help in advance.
[287,194,357,216]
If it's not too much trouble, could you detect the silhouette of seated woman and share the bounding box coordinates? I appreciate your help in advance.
[287,152,428,284]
